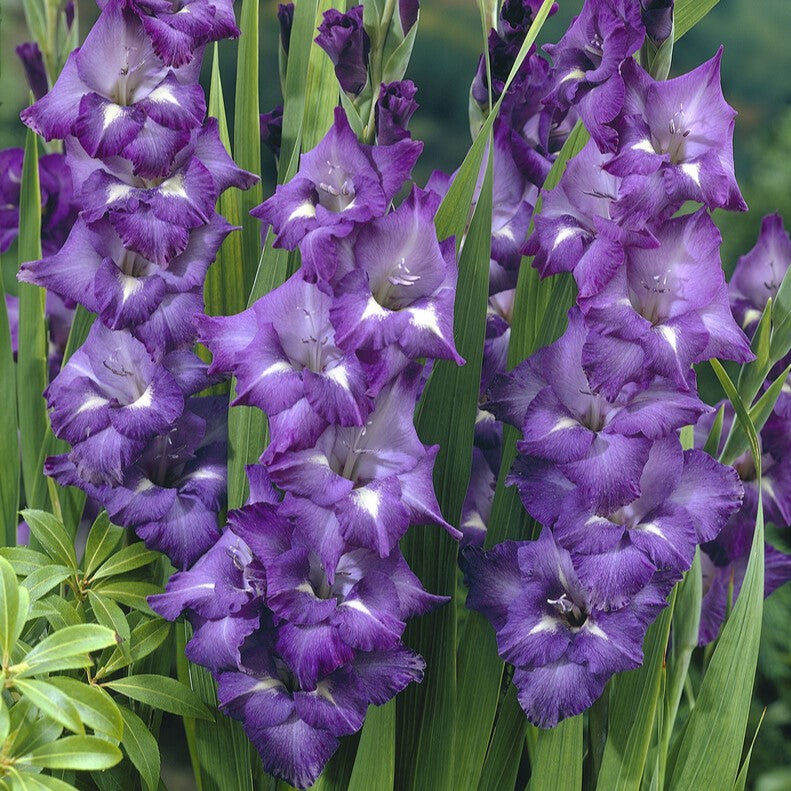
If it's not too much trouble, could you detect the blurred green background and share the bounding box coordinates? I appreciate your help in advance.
[2,1,791,787]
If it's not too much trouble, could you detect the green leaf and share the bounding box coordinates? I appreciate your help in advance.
[16,624,116,677]
[88,591,131,660]
[595,591,675,791]
[16,129,50,511]
[347,701,394,790]
[7,771,78,791]
[91,581,161,615]
[4,698,61,758]
[736,301,772,405]
[733,709,765,791]
[103,675,214,721]
[34,594,82,631]
[17,736,121,770]
[118,705,161,791]
[0,270,19,546]
[382,18,419,84]
[0,548,53,577]
[477,686,527,791]
[668,361,764,790]
[100,616,171,677]
[60,305,95,367]
[12,678,84,735]
[703,404,725,458]
[232,0,263,294]
[82,512,123,578]
[21,510,77,570]
[90,544,159,582]
[673,0,720,40]
[0,695,9,745]
[0,555,21,662]
[48,677,124,741]
[21,565,73,604]
[529,715,583,791]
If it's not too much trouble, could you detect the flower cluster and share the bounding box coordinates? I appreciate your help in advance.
[152,107,462,787]
[18,0,257,569]
[463,0,751,728]
[694,214,791,644]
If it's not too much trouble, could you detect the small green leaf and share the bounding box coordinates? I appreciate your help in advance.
[103,675,214,721]
[0,696,9,745]
[0,555,21,662]
[88,591,131,660]
[0,548,52,577]
[100,617,172,677]
[118,705,161,791]
[7,770,78,791]
[34,594,82,631]
[82,513,123,578]
[12,678,84,735]
[48,677,124,741]
[21,565,73,604]
[91,581,161,615]
[16,624,116,676]
[20,510,77,570]
[91,544,159,581]
[17,735,122,770]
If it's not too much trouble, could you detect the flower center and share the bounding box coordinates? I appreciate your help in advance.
[653,106,691,163]
[547,593,588,628]
[373,257,421,309]
[631,269,673,325]
[317,161,356,212]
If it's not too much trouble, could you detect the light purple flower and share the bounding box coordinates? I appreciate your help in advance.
[579,210,753,397]
[253,107,422,251]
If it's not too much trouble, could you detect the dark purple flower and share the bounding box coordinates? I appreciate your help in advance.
[47,397,227,568]
[543,0,645,149]
[315,6,370,96]
[641,0,674,46]
[729,213,791,337]
[253,107,421,251]
[260,105,284,158]
[266,364,460,556]
[525,139,661,298]
[19,215,233,356]
[315,187,463,364]
[45,322,207,485]
[16,42,49,101]
[375,81,418,146]
[498,0,557,44]
[463,529,668,727]
[490,308,710,513]
[605,52,747,213]
[65,0,75,30]
[198,271,372,429]
[278,3,295,54]
[398,0,419,35]
[579,210,753,397]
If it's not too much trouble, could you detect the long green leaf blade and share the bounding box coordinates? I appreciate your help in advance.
[0,271,19,546]
[529,715,583,791]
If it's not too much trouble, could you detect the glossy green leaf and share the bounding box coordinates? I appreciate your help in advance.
[736,301,772,405]
[103,674,213,721]
[21,565,73,604]
[16,624,116,677]
[733,709,765,791]
[17,736,121,770]
[348,702,395,790]
[88,590,131,659]
[530,715,583,791]
[12,678,84,735]
[0,696,9,745]
[91,581,161,615]
[118,705,161,791]
[21,510,77,570]
[48,677,124,741]
[60,305,94,367]
[673,0,720,40]
[596,591,675,791]
[91,543,159,582]
[82,513,123,578]
[668,360,764,790]
[0,555,21,662]
[34,594,82,631]
[0,270,19,546]
[16,129,49,511]
[232,0,263,294]
[7,771,77,791]
[0,548,51,577]
[100,617,171,677]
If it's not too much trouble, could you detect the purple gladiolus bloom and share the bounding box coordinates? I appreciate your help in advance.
[253,107,421,251]
[543,0,644,149]
[315,6,370,96]
[463,529,668,727]
[489,308,709,512]
[398,0,419,35]
[525,139,661,298]
[47,397,227,568]
[261,105,284,158]
[67,119,257,265]
[729,213,791,336]
[641,0,674,46]
[19,215,233,355]
[498,0,557,43]
[267,364,460,556]
[375,81,418,146]
[277,3,295,53]
[460,448,496,548]
[45,322,206,485]
[605,51,747,213]
[579,210,753,397]
[317,187,463,364]
[198,271,372,430]
[22,1,207,170]
[16,42,49,101]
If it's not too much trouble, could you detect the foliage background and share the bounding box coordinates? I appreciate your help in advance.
[1,0,790,787]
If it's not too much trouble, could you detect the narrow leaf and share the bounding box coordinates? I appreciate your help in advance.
[347,701,394,790]
[477,685,527,791]
[0,271,19,546]
[90,543,159,581]
[17,624,116,676]
[82,512,123,578]
[48,677,124,741]
[21,510,77,570]
[91,581,161,615]
[673,0,720,40]
[0,555,21,662]
[529,715,583,791]
[21,565,73,603]
[103,674,214,721]
[18,736,121,770]
[11,678,84,735]
[118,705,161,791]
[88,590,131,659]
